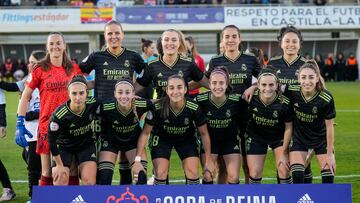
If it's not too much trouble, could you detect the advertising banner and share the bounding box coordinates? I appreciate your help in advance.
[33,184,352,203]
[115,7,224,24]
[225,6,360,29]
[0,9,80,25]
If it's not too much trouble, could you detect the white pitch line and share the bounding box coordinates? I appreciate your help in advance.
[337,109,360,112]
[10,174,360,183]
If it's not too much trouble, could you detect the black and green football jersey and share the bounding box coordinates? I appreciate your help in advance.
[80,48,146,99]
[207,51,261,94]
[196,92,247,140]
[286,85,336,147]
[48,97,99,156]
[269,55,307,85]
[100,99,153,143]
[145,98,207,139]
[246,90,292,143]
[137,54,204,99]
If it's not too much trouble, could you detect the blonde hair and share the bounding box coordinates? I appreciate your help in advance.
[161,29,187,56]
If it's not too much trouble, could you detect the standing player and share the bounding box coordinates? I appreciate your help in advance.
[48,76,98,185]
[197,66,247,184]
[97,78,152,185]
[80,20,146,100]
[269,26,314,183]
[5,50,45,201]
[17,32,82,186]
[135,29,208,99]
[246,68,292,184]
[207,25,261,183]
[287,60,336,184]
[269,25,307,86]
[133,75,215,185]
[80,20,146,184]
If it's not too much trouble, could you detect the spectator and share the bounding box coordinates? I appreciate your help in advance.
[246,47,266,69]
[313,0,327,5]
[335,52,346,81]
[194,0,212,4]
[1,57,14,82]
[315,54,326,79]
[185,36,205,98]
[164,0,179,4]
[346,53,358,81]
[325,52,335,81]
[71,58,78,65]
[13,58,28,81]
[263,54,269,65]
[180,0,191,4]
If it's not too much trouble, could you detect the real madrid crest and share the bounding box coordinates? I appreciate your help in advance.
[124,60,130,68]
[226,109,231,118]
[146,111,153,120]
[273,110,278,118]
[102,140,108,147]
[184,118,189,125]
[312,106,318,114]
[241,64,247,71]
[178,70,184,77]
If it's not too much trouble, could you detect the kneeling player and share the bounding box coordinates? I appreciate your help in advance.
[133,75,215,185]
[48,76,98,185]
[197,67,247,184]
[97,78,151,185]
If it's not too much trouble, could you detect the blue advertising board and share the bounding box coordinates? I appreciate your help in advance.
[32,184,351,203]
[115,7,224,24]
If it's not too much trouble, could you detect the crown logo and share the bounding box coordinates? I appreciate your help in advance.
[106,187,149,203]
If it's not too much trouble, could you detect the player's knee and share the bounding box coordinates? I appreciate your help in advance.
[321,169,334,183]
[226,171,239,183]
[154,167,168,180]
[42,168,52,177]
[249,169,262,179]
[291,163,305,184]
[81,175,96,185]
[53,175,68,186]
[184,168,198,179]
[277,164,290,179]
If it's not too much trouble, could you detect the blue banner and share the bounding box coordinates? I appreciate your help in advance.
[33,184,351,203]
[115,7,224,24]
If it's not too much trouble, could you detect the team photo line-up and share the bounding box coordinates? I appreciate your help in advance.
[0,20,337,202]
